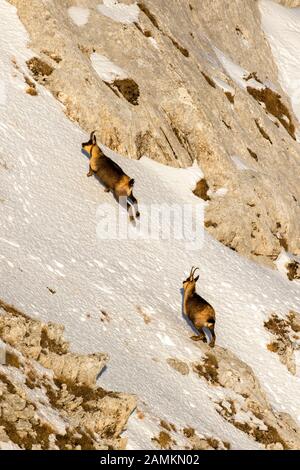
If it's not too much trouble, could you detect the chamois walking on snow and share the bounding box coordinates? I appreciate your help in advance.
[182,267,216,347]
[82,131,140,221]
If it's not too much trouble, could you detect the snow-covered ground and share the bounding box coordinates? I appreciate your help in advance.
[260,0,300,123]
[1,0,300,450]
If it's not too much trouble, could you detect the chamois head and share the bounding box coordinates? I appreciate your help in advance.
[183,266,199,292]
[82,130,97,156]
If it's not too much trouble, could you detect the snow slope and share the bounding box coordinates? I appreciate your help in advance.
[1,0,300,449]
[260,0,300,124]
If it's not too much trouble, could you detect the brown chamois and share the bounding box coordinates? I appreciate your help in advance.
[82,131,140,221]
[182,267,216,347]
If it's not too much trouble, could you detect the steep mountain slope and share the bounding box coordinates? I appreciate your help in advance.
[8,0,300,267]
[1,0,300,450]
[260,1,300,123]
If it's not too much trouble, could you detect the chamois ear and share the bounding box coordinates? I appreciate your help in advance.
[129,178,135,188]
[194,275,199,282]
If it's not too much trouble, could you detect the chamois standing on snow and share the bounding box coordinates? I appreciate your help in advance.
[182,267,216,347]
[82,131,140,221]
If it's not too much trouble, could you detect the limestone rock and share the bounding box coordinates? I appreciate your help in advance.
[286,260,300,281]
[276,1,300,6]
[264,312,300,375]
[192,342,300,449]
[0,302,136,450]
[38,351,107,386]
[289,311,300,332]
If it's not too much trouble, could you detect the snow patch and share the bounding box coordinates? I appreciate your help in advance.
[149,37,159,50]
[259,0,300,123]
[214,187,228,197]
[68,6,90,26]
[213,77,235,95]
[231,155,252,171]
[207,187,228,198]
[214,47,264,91]
[90,52,127,82]
[97,0,139,25]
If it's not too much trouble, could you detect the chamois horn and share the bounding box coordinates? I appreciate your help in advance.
[190,266,199,278]
[90,130,97,142]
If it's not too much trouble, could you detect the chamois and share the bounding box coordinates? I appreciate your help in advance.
[82,131,140,221]
[182,267,216,347]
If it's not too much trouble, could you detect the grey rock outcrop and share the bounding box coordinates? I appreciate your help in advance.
[0,300,136,450]
[193,342,300,449]
[264,312,300,375]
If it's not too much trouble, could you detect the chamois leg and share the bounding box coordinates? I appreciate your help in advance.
[190,331,205,342]
[128,192,140,219]
[117,192,135,223]
[87,165,94,177]
[209,329,216,348]
[123,191,137,222]
[104,187,110,193]
[127,201,135,222]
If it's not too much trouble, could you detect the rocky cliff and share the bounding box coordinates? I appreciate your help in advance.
[0,300,136,450]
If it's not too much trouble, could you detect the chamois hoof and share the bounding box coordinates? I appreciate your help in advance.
[136,211,140,219]
[104,188,110,193]
[190,335,204,342]
[87,172,93,177]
